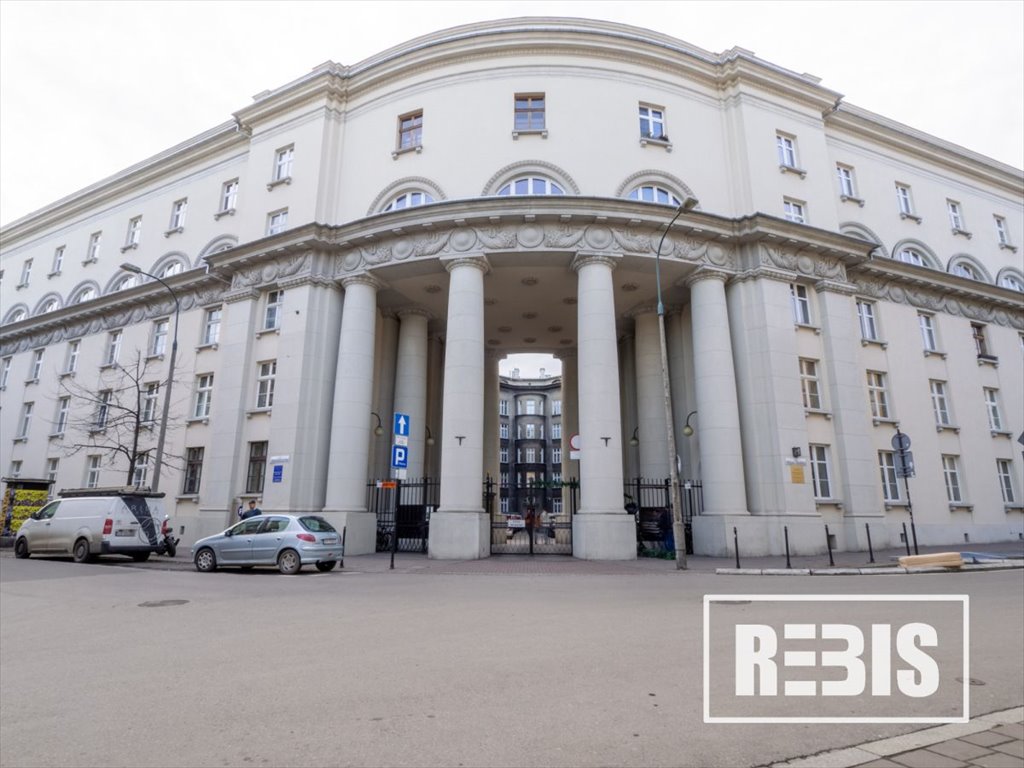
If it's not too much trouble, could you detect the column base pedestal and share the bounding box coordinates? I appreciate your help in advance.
[572,513,636,560]
[320,509,376,555]
[428,510,489,559]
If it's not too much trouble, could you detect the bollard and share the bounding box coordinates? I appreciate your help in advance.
[340,527,346,570]
[733,526,740,569]
[865,522,874,564]
[784,525,792,569]
[825,524,835,567]
[901,522,911,556]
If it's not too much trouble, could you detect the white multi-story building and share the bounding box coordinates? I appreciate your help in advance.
[2,18,1022,558]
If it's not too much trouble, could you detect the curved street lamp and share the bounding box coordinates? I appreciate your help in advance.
[653,196,698,570]
[121,263,179,492]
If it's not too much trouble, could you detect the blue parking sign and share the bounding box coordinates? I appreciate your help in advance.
[391,445,408,469]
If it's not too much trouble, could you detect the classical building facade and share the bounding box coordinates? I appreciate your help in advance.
[2,18,1022,558]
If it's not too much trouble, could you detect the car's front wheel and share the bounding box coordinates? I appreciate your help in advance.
[132,553,150,562]
[14,537,29,559]
[278,549,302,575]
[72,538,91,563]
[194,548,217,572]
[315,561,336,572]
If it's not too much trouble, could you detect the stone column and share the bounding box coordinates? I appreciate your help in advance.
[571,253,634,559]
[430,255,489,558]
[483,351,501,494]
[371,313,399,478]
[323,274,381,554]
[634,311,669,480]
[618,334,639,482]
[556,349,578,514]
[425,334,444,479]
[394,309,430,480]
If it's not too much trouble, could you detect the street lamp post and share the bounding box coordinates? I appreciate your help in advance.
[121,263,179,492]
[653,196,698,570]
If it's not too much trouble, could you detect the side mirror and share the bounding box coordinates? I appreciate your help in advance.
[224,529,234,537]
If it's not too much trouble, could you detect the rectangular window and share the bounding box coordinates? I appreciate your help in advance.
[837,164,857,197]
[996,459,1016,504]
[200,307,221,346]
[525,423,535,439]
[776,133,797,167]
[783,198,806,224]
[552,400,562,416]
[984,388,1003,431]
[895,184,914,216]
[929,380,951,426]
[87,231,102,261]
[867,371,890,419]
[551,423,561,439]
[18,402,34,438]
[183,447,204,495]
[264,289,284,330]
[552,498,563,515]
[799,358,822,410]
[169,198,188,230]
[52,246,65,274]
[19,258,32,286]
[790,284,811,325]
[95,390,111,430]
[131,452,149,488]
[151,319,169,356]
[46,458,59,485]
[942,455,963,503]
[274,146,294,181]
[552,471,561,485]
[525,447,536,463]
[1,357,11,388]
[971,323,992,358]
[809,444,832,499]
[256,360,276,409]
[125,216,142,246]
[500,497,509,514]
[918,313,937,351]
[947,200,964,231]
[514,94,545,131]
[246,441,268,494]
[500,472,509,488]
[639,104,665,139]
[105,330,122,366]
[856,300,877,340]
[526,400,537,415]
[86,455,102,488]
[55,396,70,434]
[8,460,22,478]
[398,111,423,150]
[142,383,159,424]
[30,349,44,381]
[878,451,900,502]
[994,215,1011,246]
[193,374,214,419]
[552,446,561,464]
[267,208,288,235]
[65,340,80,374]
[500,423,509,439]
[500,400,509,416]
[500,447,509,464]
[221,179,238,212]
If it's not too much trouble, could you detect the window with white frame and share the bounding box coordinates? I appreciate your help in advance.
[996,459,1016,504]
[55,396,70,434]
[86,455,102,488]
[193,374,214,419]
[525,423,535,439]
[142,383,159,424]
[113,274,137,292]
[220,179,238,212]
[39,298,58,314]
[105,330,122,366]
[46,457,59,486]
[994,215,1012,247]
[971,323,992,357]
[19,258,32,286]
[878,451,901,502]
[7,308,27,323]
[808,444,832,498]
[500,423,509,439]
[867,371,890,419]
[552,498,563,515]
[273,146,294,181]
[897,248,926,266]
[8,460,22,478]
[256,360,276,409]
[500,497,509,514]
[497,177,564,196]
[790,284,811,325]
[552,471,561,484]
[264,290,284,330]
[552,400,561,416]
[95,390,111,430]
[918,313,938,351]
[74,287,96,304]
[52,246,65,274]
[551,423,561,439]
[398,111,423,150]
[16,402,33,438]
[183,447,204,494]
[856,300,878,341]
[500,447,509,464]
[639,104,666,139]
[267,208,288,235]
[539,447,544,462]
[151,319,169,356]
[159,261,183,278]
[783,198,806,223]
[929,380,951,426]
[384,191,434,212]
[516,424,522,439]
[245,440,268,493]
[30,349,44,381]
[65,341,80,374]
[0,357,9,388]
[947,200,965,231]
[895,184,915,216]
[628,185,680,205]
[500,400,509,416]
[525,448,536,463]
[125,216,142,247]
[202,307,222,345]
[952,261,979,280]
[984,388,1003,431]
[799,358,822,410]
[131,452,149,488]
[87,231,102,261]
[552,446,561,464]
[942,455,963,503]
[514,93,546,131]
[1000,273,1024,291]
[526,400,537,415]
[836,164,857,198]
[776,133,797,167]
[169,198,188,230]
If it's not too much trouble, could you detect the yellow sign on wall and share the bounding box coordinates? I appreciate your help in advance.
[790,465,805,484]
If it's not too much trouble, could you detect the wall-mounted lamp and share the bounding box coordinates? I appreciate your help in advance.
[425,426,435,446]
[629,427,640,447]
[682,411,698,437]
[370,412,385,437]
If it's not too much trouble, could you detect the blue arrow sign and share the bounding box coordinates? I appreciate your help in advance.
[391,445,408,469]
[394,412,410,437]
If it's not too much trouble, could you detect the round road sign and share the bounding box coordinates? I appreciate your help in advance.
[891,432,911,451]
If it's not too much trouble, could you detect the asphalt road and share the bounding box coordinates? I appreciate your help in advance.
[1,555,1021,768]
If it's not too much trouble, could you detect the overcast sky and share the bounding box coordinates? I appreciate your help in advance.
[2,0,1021,375]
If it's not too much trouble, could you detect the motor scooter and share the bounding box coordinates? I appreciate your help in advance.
[160,515,179,558]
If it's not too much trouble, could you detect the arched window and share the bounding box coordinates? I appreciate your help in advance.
[113,274,138,292]
[74,287,96,304]
[159,261,184,278]
[497,177,564,196]
[39,298,59,314]
[1000,273,1024,292]
[896,248,926,266]
[384,191,434,212]
[7,308,27,323]
[628,185,680,206]
[951,262,979,280]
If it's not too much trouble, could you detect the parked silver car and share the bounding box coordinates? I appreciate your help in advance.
[191,515,342,575]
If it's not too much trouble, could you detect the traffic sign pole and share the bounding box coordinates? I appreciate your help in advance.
[894,426,918,554]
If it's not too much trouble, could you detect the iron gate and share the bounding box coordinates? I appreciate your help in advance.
[367,478,439,553]
[624,477,702,555]
[489,477,577,555]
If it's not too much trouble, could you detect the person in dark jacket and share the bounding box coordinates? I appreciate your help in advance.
[240,500,262,520]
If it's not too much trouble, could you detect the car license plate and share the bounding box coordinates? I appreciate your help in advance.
[322,537,337,545]
[115,529,135,537]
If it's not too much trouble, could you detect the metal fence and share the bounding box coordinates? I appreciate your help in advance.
[624,477,702,555]
[367,478,440,553]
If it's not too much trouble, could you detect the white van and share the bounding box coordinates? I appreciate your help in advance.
[13,488,166,563]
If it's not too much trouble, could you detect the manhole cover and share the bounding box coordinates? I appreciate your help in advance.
[138,599,189,608]
[955,677,986,686]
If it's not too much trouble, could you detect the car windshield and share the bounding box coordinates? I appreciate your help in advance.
[298,516,336,533]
